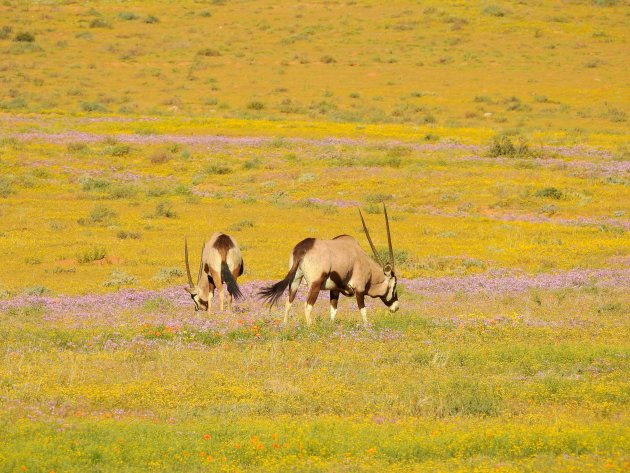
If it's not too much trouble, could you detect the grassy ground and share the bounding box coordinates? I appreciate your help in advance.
[0,0,628,139]
[0,1,628,471]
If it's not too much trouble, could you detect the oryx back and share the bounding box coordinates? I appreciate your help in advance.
[300,235,374,293]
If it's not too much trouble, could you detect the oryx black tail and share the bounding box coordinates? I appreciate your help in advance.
[258,238,314,307]
[221,261,243,300]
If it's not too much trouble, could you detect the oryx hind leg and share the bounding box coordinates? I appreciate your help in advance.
[228,266,240,312]
[283,270,303,325]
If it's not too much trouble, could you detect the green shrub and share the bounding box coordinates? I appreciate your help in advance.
[107,184,137,199]
[155,201,177,218]
[15,31,35,42]
[23,285,51,296]
[535,187,563,200]
[197,48,221,57]
[117,230,141,240]
[0,98,28,109]
[103,271,137,287]
[78,205,116,226]
[243,157,261,169]
[67,142,88,152]
[89,19,110,28]
[79,176,110,191]
[376,248,412,269]
[152,268,184,283]
[246,101,265,110]
[81,102,107,112]
[205,163,232,175]
[483,5,507,17]
[228,220,254,231]
[0,26,12,40]
[487,135,530,157]
[146,187,169,197]
[105,144,131,156]
[363,203,382,215]
[77,246,107,263]
[150,151,171,164]
[174,184,192,196]
[0,176,14,198]
[118,12,138,20]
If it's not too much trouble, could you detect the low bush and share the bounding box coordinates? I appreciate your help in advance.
[154,201,177,218]
[487,135,530,157]
[152,268,184,283]
[103,271,137,287]
[228,219,255,231]
[535,187,563,200]
[246,101,265,110]
[77,205,116,226]
[77,246,107,263]
[14,32,35,42]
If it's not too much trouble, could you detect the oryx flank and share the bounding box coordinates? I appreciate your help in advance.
[184,232,244,312]
[259,204,399,326]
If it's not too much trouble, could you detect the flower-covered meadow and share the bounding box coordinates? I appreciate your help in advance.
[0,1,628,471]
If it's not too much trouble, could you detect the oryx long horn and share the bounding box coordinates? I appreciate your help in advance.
[358,208,384,267]
[383,203,394,272]
[185,237,194,287]
[197,241,205,282]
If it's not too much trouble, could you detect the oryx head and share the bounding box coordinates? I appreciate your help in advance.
[358,204,400,313]
[184,238,208,311]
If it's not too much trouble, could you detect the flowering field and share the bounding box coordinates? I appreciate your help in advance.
[1,1,629,472]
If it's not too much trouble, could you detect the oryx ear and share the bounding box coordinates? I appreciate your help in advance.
[383,263,393,277]
[185,286,195,294]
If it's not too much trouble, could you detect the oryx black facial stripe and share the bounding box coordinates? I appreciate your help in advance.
[191,294,208,311]
[385,279,397,303]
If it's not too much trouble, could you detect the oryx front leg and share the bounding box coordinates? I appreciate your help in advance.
[304,278,323,326]
[218,285,225,311]
[356,292,368,327]
[330,290,340,322]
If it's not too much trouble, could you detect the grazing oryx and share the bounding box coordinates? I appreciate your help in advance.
[184,232,244,312]
[259,204,399,326]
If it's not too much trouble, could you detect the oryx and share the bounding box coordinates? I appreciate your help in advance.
[184,232,244,312]
[259,204,399,326]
